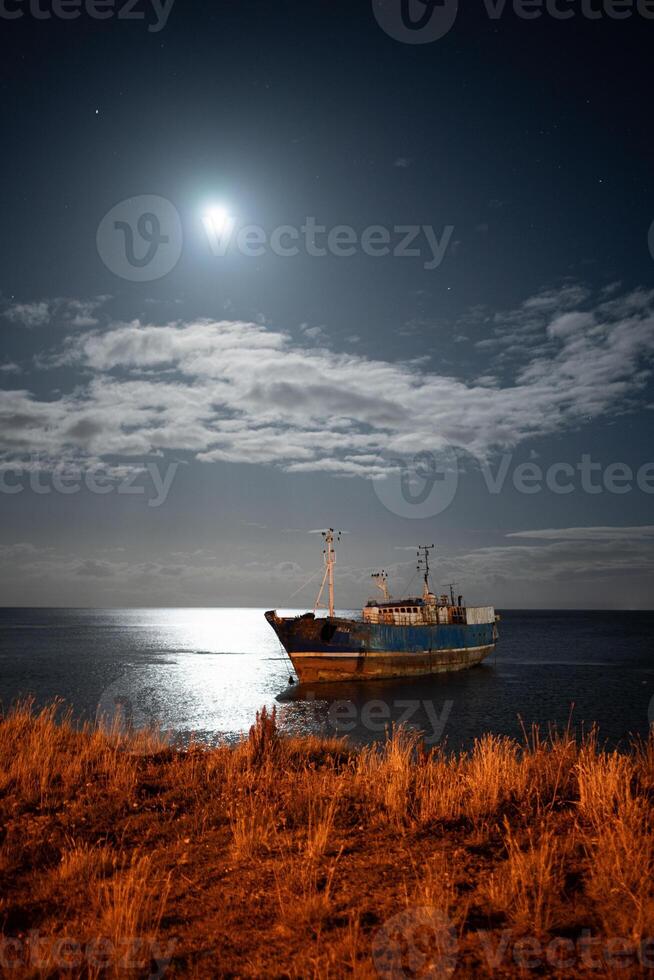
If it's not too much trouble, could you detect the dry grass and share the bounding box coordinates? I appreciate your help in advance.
[55,840,116,884]
[0,701,653,977]
[228,791,279,859]
[99,852,171,949]
[583,799,654,942]
[483,818,565,934]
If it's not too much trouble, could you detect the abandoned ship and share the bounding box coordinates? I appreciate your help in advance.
[265,531,499,683]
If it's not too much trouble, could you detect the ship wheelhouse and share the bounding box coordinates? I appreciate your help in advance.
[363,547,469,626]
[362,594,468,627]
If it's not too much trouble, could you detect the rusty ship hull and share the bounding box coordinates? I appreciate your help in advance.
[265,611,497,684]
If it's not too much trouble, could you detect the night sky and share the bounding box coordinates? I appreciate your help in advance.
[1,0,653,607]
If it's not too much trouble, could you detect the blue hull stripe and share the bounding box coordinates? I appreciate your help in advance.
[279,621,495,654]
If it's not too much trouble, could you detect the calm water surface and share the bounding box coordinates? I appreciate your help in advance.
[0,608,652,751]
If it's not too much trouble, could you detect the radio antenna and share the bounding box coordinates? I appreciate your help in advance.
[416,544,435,600]
[446,582,459,606]
[371,570,389,601]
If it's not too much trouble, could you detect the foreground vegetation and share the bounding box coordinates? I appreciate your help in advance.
[0,702,653,978]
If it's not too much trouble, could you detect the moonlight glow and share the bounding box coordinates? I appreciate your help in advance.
[202,205,234,248]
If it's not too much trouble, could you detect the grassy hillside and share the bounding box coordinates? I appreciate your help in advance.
[0,702,653,977]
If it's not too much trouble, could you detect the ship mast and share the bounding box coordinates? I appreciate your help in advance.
[416,544,435,601]
[314,528,340,617]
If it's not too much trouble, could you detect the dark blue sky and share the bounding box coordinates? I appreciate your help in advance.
[0,0,653,606]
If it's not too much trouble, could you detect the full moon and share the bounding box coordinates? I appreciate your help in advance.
[202,205,234,240]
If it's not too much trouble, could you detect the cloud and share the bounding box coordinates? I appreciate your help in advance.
[547,311,595,340]
[507,527,654,542]
[1,284,653,479]
[522,284,591,312]
[4,302,50,328]
[0,542,39,560]
[410,526,654,607]
[300,323,327,342]
[456,533,654,585]
[0,542,318,606]
[2,296,109,329]
[2,529,652,608]
[75,559,115,578]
